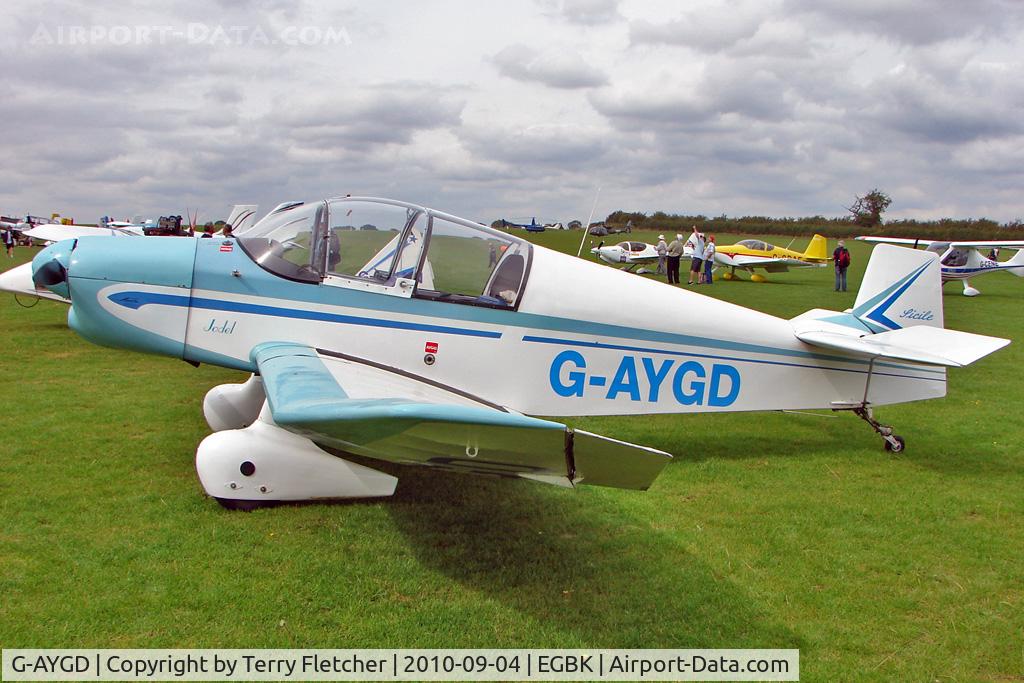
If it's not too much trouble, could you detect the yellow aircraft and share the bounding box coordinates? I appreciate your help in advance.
[704,234,830,282]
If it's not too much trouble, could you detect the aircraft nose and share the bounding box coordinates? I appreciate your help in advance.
[31,239,76,299]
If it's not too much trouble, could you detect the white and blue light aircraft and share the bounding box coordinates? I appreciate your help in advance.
[856,236,1024,296]
[591,240,661,273]
[29,197,1008,509]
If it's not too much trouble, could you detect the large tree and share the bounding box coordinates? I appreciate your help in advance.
[847,189,892,227]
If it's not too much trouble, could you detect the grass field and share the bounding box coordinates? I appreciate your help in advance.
[1,232,1022,681]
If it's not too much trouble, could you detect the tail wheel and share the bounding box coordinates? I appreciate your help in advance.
[884,435,906,453]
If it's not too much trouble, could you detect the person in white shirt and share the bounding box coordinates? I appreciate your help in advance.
[687,226,704,285]
[702,235,716,284]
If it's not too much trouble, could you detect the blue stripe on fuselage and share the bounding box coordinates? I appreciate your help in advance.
[107,290,502,339]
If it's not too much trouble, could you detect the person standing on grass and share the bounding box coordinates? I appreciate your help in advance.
[687,225,704,285]
[702,235,716,284]
[655,234,667,274]
[2,227,14,258]
[666,233,684,284]
[833,239,851,292]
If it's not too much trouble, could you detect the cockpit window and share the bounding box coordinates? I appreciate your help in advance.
[237,202,325,282]
[415,214,530,308]
[941,247,969,267]
[323,200,420,282]
[738,239,770,251]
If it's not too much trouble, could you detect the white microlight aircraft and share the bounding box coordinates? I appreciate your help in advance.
[590,240,660,273]
[0,205,261,304]
[28,196,1008,509]
[25,205,260,242]
[856,236,1024,296]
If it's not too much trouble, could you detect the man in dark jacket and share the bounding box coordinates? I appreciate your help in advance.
[833,239,851,292]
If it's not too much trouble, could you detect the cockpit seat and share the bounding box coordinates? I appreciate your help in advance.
[487,253,525,303]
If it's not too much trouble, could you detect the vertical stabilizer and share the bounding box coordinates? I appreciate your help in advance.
[226,205,259,232]
[804,234,828,260]
[852,244,943,332]
[1006,248,1024,277]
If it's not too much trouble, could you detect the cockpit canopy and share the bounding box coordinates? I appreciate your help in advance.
[238,197,531,308]
[737,239,773,251]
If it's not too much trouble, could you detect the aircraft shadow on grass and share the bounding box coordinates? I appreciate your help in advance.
[382,465,804,649]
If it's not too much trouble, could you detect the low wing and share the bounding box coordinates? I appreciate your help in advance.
[728,254,821,271]
[252,342,671,490]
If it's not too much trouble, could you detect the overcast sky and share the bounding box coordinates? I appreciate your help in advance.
[2,0,1022,224]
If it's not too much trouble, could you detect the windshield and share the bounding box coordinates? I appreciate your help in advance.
[237,202,325,282]
[941,247,969,267]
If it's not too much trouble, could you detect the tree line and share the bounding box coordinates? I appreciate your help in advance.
[603,188,1024,242]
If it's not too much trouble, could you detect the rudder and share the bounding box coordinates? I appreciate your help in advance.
[1006,248,1024,277]
[852,244,944,332]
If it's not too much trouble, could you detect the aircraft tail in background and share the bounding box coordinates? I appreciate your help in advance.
[803,233,829,261]
[225,205,259,232]
[1005,248,1024,277]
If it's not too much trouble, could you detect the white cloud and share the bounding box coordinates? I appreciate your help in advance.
[491,44,609,89]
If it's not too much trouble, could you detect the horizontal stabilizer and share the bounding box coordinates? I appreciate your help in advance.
[795,325,1009,367]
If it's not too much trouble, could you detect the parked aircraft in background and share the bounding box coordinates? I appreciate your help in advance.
[855,236,1024,296]
[25,196,1008,509]
[23,205,259,243]
[0,205,258,304]
[500,218,565,232]
[1,216,30,232]
[588,220,632,236]
[591,240,660,273]
[0,264,69,303]
[704,234,830,282]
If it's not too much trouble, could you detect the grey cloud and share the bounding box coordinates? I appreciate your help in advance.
[590,60,794,129]
[269,87,464,150]
[629,5,768,52]
[459,123,611,167]
[537,0,622,25]
[491,44,608,89]
[866,63,1024,143]
[784,0,1024,45]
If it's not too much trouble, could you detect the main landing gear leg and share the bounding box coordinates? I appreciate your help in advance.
[851,405,905,453]
[833,359,905,452]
